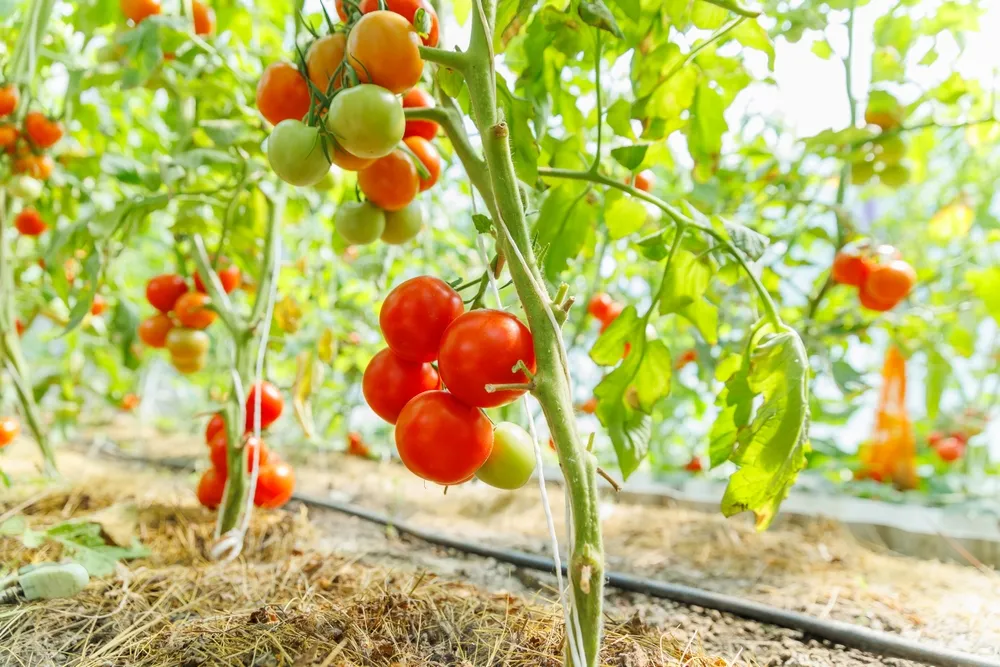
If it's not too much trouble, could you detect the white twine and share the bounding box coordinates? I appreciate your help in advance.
[476,234,502,307]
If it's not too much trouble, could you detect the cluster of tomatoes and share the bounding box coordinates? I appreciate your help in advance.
[257,0,442,247]
[831,244,916,312]
[1,83,64,233]
[136,265,240,374]
[362,276,538,489]
[0,416,19,449]
[196,382,296,510]
[120,0,215,34]
[928,431,968,463]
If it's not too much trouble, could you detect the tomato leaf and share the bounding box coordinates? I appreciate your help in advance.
[494,0,540,52]
[45,520,150,577]
[590,305,639,366]
[610,145,648,171]
[687,82,728,162]
[472,214,493,235]
[712,322,810,530]
[111,299,141,371]
[732,19,774,69]
[437,65,466,98]
[578,0,623,39]
[604,190,647,239]
[606,99,636,140]
[496,78,539,184]
[658,249,719,344]
[63,254,101,335]
[534,183,597,280]
[710,214,768,261]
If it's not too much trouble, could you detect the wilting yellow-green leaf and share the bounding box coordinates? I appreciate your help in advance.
[274,295,303,333]
[929,201,974,242]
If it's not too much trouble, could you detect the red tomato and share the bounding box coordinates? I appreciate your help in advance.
[685,457,703,473]
[90,294,108,316]
[335,0,350,21]
[121,393,140,411]
[380,276,464,362]
[864,259,916,303]
[346,12,424,95]
[858,280,897,312]
[580,397,597,414]
[14,207,46,236]
[935,437,965,463]
[196,467,227,508]
[0,84,18,117]
[254,460,295,508]
[362,348,440,423]
[404,136,440,191]
[587,292,614,321]
[438,309,536,408]
[23,111,63,148]
[675,349,697,369]
[401,88,438,140]
[14,154,54,180]
[347,432,372,458]
[0,125,17,150]
[927,431,943,446]
[15,319,25,336]
[138,313,174,348]
[0,417,19,447]
[599,302,625,332]
[205,412,225,444]
[194,263,241,294]
[121,0,161,24]
[633,170,654,192]
[358,149,420,211]
[174,292,217,329]
[192,0,215,35]
[209,432,269,474]
[146,274,190,313]
[831,252,871,287]
[395,391,493,485]
[358,0,439,47]
[256,62,311,126]
[246,381,284,431]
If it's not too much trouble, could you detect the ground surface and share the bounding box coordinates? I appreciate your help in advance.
[3,420,1000,666]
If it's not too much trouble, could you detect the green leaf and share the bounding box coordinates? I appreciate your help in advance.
[112,299,142,371]
[811,39,833,59]
[472,214,493,235]
[172,149,239,169]
[658,250,719,344]
[606,99,636,140]
[633,340,672,411]
[496,78,539,184]
[590,305,640,366]
[534,184,597,280]
[494,0,539,51]
[539,5,591,56]
[831,359,866,395]
[63,254,102,334]
[733,19,774,70]
[610,145,648,171]
[0,515,27,536]
[710,215,768,260]
[925,347,947,421]
[452,0,471,24]
[578,0,623,38]
[713,323,810,529]
[46,521,150,577]
[687,82,728,161]
[709,354,751,467]
[967,267,1000,324]
[437,65,466,98]
[618,0,641,21]
[100,154,150,186]
[692,1,728,29]
[604,191,647,240]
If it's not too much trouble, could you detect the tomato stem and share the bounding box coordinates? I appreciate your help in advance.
[416,45,469,72]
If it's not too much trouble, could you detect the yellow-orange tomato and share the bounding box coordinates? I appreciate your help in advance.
[14,154,54,180]
[256,62,312,126]
[90,294,108,316]
[23,111,63,148]
[0,417,19,447]
[174,292,217,329]
[138,313,174,348]
[306,33,347,93]
[358,149,419,211]
[331,142,375,171]
[192,0,215,35]
[404,136,440,192]
[633,170,654,192]
[831,252,871,287]
[0,84,18,117]
[120,0,161,23]
[346,12,424,95]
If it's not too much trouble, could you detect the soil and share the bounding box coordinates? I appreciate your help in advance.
[3,419,999,666]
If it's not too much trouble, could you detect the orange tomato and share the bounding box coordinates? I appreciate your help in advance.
[331,142,374,171]
[15,207,46,236]
[174,292,217,329]
[138,313,174,348]
[685,457,703,473]
[0,125,17,150]
[831,252,870,287]
[256,62,311,126]
[0,84,18,117]
[580,397,597,414]
[864,259,915,304]
[121,393,141,411]
[675,349,697,369]
[633,170,654,192]
[0,417,19,447]
[192,0,215,35]
[858,281,897,312]
[306,33,347,93]
[23,111,63,148]
[15,319,26,336]
[347,432,372,458]
[358,149,419,211]
[357,0,439,47]
[90,294,108,316]
[14,154,54,180]
[401,88,438,140]
[404,136,440,191]
[346,12,424,95]
[121,0,161,23]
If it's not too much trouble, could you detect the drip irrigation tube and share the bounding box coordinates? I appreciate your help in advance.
[100,450,1000,667]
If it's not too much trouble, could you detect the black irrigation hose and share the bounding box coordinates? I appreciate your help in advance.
[102,450,1000,667]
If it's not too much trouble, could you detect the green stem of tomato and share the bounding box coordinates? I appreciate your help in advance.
[417,45,470,72]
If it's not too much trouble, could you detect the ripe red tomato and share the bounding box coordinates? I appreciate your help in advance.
[858,281,897,312]
[599,302,625,333]
[0,125,17,150]
[246,381,284,431]
[675,349,698,369]
[14,207,46,236]
[0,84,18,117]
[633,170,654,192]
[306,33,347,93]
[358,0,439,47]
[358,149,420,211]
[438,309,536,408]
[0,417,19,447]
[864,259,916,303]
[404,136,440,191]
[685,457,703,473]
[205,412,225,444]
[935,437,965,463]
[335,0,351,21]
[927,431,943,446]
[23,112,63,148]
[401,88,438,140]
[196,468,227,508]
[192,0,215,35]
[831,252,871,287]
[587,292,614,321]
[90,294,108,316]
[174,292,217,329]
[363,348,440,423]
[210,432,269,474]
[138,313,174,348]
[146,274,189,312]
[380,276,464,362]
[256,62,311,126]
[254,460,295,508]
[579,397,597,414]
[121,0,161,23]
[395,391,494,485]
[14,154,54,180]
[194,264,241,294]
[346,12,424,95]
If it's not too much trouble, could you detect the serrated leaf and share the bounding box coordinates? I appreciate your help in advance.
[611,145,648,171]
[590,305,640,366]
[494,0,540,52]
[496,78,539,184]
[658,250,718,344]
[534,183,597,280]
[47,521,150,576]
[711,215,768,260]
[473,214,493,234]
[709,355,751,467]
[715,322,810,529]
[604,191,647,239]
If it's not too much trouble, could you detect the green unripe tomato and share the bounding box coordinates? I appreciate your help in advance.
[8,175,43,202]
[381,201,423,244]
[475,422,536,490]
[325,84,404,159]
[267,119,332,187]
[879,163,911,188]
[334,201,386,245]
[875,135,906,163]
[850,160,875,185]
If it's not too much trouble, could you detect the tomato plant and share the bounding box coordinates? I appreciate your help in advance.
[345,12,423,95]
[357,0,439,47]
[379,276,463,363]
[357,149,419,211]
[138,314,173,348]
[174,292,217,329]
[146,274,189,313]
[475,422,536,490]
[210,433,268,474]
[306,33,347,93]
[165,328,210,374]
[246,381,284,431]
[326,84,404,159]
